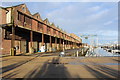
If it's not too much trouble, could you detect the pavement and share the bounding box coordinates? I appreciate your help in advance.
[0,53,120,79]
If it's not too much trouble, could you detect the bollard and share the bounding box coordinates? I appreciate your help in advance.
[77,50,79,57]
[10,48,16,56]
[30,47,34,53]
[82,49,84,55]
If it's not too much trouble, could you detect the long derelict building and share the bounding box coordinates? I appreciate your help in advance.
[0,4,82,56]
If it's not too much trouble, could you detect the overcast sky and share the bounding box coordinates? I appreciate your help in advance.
[2,2,118,45]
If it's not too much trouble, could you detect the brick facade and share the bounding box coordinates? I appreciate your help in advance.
[0,4,82,55]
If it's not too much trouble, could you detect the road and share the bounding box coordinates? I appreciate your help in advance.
[0,50,120,79]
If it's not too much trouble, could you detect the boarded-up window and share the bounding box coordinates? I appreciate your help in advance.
[58,32,59,36]
[24,16,31,25]
[68,36,69,39]
[60,32,62,37]
[53,29,56,34]
[47,27,50,33]
[38,22,43,30]
[18,12,23,22]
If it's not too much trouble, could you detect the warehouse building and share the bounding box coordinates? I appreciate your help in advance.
[0,4,82,56]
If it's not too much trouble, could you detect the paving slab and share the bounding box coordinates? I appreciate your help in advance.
[0,55,119,78]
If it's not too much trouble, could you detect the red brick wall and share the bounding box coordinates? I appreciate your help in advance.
[43,24,47,34]
[50,28,53,36]
[2,40,11,55]
[13,4,32,29]
[60,32,62,38]
[1,29,11,55]
[17,12,24,26]
[32,19,37,31]
[5,4,81,44]
[58,31,60,38]
[56,30,58,37]
[0,8,7,24]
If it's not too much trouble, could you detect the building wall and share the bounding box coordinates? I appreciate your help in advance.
[0,4,83,55]
[1,29,11,55]
[43,24,47,34]
[6,8,11,24]
[0,8,7,24]
[50,28,53,36]
[32,19,38,31]
[12,4,82,43]
[2,40,11,55]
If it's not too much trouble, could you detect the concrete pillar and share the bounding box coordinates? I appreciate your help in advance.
[76,43,78,48]
[10,8,16,56]
[75,43,77,48]
[65,40,67,49]
[64,40,66,49]
[75,42,76,48]
[55,37,57,51]
[67,41,68,49]
[10,25,16,56]
[72,42,73,49]
[59,38,61,51]
[42,33,44,46]
[67,41,69,49]
[69,41,71,49]
[73,42,75,49]
[71,42,72,49]
[74,42,76,48]
[68,41,70,49]
[63,39,65,51]
[70,42,72,49]
[29,31,34,53]
[76,43,77,48]
[49,36,52,51]
[66,40,68,49]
